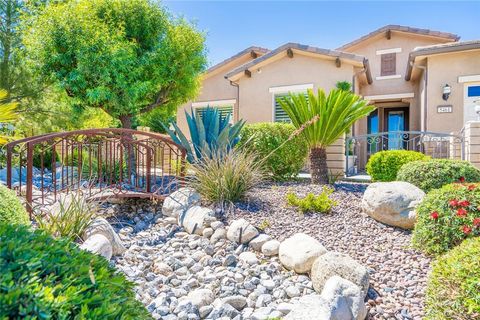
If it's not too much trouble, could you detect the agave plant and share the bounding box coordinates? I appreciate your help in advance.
[164,107,245,163]
[278,88,375,184]
[0,90,18,144]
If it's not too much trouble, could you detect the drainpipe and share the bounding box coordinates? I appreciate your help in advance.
[410,62,428,131]
[229,80,240,122]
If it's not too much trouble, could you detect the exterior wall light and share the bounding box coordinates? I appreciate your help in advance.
[475,99,480,121]
[442,84,451,101]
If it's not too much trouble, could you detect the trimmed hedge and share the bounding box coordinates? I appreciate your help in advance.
[413,183,480,255]
[366,150,428,182]
[397,159,480,192]
[237,123,308,180]
[0,223,151,319]
[0,184,29,225]
[425,237,480,319]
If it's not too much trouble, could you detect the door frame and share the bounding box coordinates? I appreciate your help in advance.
[383,107,410,132]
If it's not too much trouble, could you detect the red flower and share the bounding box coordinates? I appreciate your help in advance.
[473,218,480,227]
[459,200,470,207]
[462,225,472,234]
[449,199,459,207]
[456,208,468,217]
[459,176,466,183]
[468,184,477,191]
[430,211,439,220]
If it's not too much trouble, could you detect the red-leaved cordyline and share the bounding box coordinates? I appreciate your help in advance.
[462,225,472,234]
[430,211,439,220]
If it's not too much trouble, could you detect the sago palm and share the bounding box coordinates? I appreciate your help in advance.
[278,88,375,184]
[0,90,18,144]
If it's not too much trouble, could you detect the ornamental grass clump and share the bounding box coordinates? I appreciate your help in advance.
[286,187,337,214]
[412,181,480,255]
[425,237,480,319]
[189,148,263,204]
[0,223,150,319]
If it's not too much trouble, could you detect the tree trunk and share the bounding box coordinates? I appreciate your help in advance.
[119,115,136,185]
[119,115,133,129]
[309,147,329,184]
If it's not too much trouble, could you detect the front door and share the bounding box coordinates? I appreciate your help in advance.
[384,107,409,150]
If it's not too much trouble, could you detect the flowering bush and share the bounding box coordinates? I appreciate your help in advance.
[412,182,480,255]
[425,237,480,319]
[366,150,428,182]
[397,159,480,192]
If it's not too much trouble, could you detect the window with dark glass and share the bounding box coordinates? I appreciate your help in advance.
[380,53,396,76]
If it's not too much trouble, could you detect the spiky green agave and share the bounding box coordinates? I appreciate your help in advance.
[164,107,245,163]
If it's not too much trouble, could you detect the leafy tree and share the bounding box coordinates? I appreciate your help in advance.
[279,88,374,184]
[23,0,207,128]
[0,89,17,143]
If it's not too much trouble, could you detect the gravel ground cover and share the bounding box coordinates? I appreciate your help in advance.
[228,181,431,320]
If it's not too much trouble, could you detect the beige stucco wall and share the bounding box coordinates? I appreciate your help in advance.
[425,50,480,134]
[237,54,354,123]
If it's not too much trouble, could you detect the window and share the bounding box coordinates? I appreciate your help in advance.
[380,53,396,76]
[274,93,309,123]
[468,85,480,97]
[195,105,234,123]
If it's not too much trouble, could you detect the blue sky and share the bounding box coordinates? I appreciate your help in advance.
[163,1,479,67]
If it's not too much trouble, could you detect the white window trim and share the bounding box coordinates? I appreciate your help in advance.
[191,99,236,108]
[364,92,414,101]
[376,48,402,55]
[376,74,402,80]
[459,75,480,83]
[268,83,313,94]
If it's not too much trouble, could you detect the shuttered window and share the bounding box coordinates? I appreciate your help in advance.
[195,105,234,123]
[380,53,396,76]
[274,93,309,123]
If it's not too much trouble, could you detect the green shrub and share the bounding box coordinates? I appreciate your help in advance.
[413,183,480,255]
[237,122,308,180]
[188,148,263,205]
[397,159,480,192]
[366,150,428,182]
[286,187,337,214]
[32,147,59,170]
[0,223,150,319]
[0,184,29,225]
[425,237,480,319]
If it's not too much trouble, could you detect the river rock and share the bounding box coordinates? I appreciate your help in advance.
[279,233,327,273]
[227,219,259,244]
[162,187,201,218]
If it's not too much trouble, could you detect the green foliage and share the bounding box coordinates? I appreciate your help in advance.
[23,0,207,127]
[35,192,97,241]
[166,107,245,163]
[189,148,263,204]
[278,89,374,184]
[0,90,18,144]
[397,159,480,192]
[286,187,337,214]
[257,219,271,231]
[32,147,59,170]
[413,183,480,255]
[138,104,177,133]
[237,122,308,180]
[366,150,428,182]
[0,223,151,319]
[425,237,480,319]
[0,184,29,225]
[335,81,352,91]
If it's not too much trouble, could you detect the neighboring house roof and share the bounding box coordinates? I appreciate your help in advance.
[405,40,480,80]
[225,43,372,84]
[206,46,270,75]
[337,25,460,51]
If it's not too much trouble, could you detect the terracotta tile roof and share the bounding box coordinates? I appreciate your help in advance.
[337,25,460,51]
[206,46,270,74]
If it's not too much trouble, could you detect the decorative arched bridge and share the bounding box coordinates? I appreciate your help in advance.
[5,128,186,215]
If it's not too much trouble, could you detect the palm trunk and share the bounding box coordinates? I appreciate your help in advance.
[309,147,329,184]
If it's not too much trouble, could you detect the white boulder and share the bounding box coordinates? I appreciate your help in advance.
[261,240,280,256]
[278,233,327,274]
[185,288,215,308]
[80,234,113,260]
[321,276,367,320]
[362,181,425,229]
[283,295,331,320]
[227,219,259,244]
[180,206,214,235]
[162,187,201,218]
[83,217,125,255]
[249,234,272,251]
[311,251,370,296]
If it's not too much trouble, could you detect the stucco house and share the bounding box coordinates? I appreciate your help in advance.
[177,25,480,175]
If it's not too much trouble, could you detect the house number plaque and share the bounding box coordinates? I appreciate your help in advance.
[437,105,453,113]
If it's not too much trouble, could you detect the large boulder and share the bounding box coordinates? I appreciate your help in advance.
[311,251,369,296]
[185,288,214,308]
[227,219,259,244]
[180,206,214,235]
[283,295,332,320]
[162,187,201,218]
[321,276,367,320]
[362,181,425,229]
[83,218,125,255]
[249,234,272,251]
[80,234,113,260]
[279,233,327,274]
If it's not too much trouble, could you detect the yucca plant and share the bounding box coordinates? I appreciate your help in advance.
[0,90,18,144]
[164,107,245,163]
[278,88,375,184]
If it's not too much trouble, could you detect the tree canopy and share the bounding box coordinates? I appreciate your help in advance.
[23,0,207,128]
